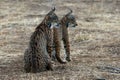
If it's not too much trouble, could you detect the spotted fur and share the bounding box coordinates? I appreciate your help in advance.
[52,9,78,63]
[24,8,60,73]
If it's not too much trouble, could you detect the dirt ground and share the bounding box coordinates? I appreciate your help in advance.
[0,0,120,80]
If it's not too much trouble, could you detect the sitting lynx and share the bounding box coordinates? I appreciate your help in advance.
[24,7,60,73]
[52,8,78,63]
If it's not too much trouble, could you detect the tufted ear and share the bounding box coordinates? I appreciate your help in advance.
[48,7,55,15]
[66,8,73,16]
[51,6,55,12]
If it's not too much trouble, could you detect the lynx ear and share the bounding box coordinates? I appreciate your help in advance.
[51,6,55,12]
[48,6,55,15]
[66,8,72,16]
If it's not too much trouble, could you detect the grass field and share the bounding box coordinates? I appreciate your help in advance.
[0,0,120,80]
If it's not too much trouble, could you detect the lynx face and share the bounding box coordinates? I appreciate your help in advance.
[45,12,60,29]
[66,15,78,28]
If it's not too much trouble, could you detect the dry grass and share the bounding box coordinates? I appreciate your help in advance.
[0,0,120,80]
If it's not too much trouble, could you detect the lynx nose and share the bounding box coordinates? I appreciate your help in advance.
[75,23,78,26]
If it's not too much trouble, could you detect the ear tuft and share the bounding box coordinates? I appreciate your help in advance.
[51,6,55,12]
[48,6,56,15]
[66,8,73,16]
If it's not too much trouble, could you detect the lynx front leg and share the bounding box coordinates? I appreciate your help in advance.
[46,45,54,70]
[53,28,66,64]
[62,34,71,62]
[47,45,53,58]
[46,60,54,71]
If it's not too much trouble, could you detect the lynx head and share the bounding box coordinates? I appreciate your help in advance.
[44,7,60,29]
[64,8,78,28]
